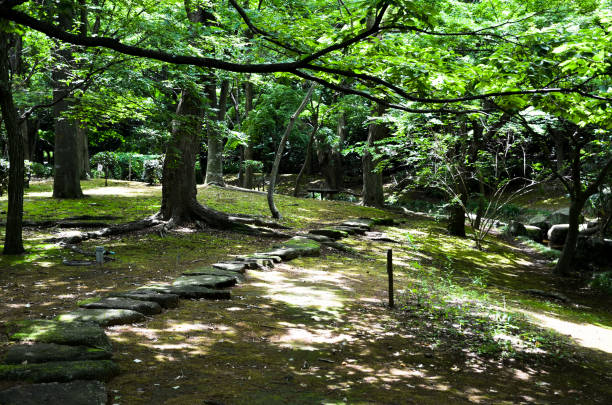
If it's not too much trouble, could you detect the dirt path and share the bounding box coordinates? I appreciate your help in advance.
[102,246,611,404]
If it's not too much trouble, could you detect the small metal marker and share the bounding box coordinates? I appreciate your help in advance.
[95,246,105,266]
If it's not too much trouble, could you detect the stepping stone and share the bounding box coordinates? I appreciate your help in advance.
[233,257,274,269]
[237,254,282,263]
[341,219,373,230]
[0,380,107,405]
[57,309,145,326]
[269,237,320,260]
[138,285,231,300]
[332,226,365,235]
[2,343,112,365]
[372,217,396,226]
[212,262,248,273]
[108,291,180,309]
[183,267,244,282]
[0,360,119,383]
[365,231,399,243]
[172,274,237,289]
[308,228,348,240]
[80,297,162,315]
[8,320,112,352]
[304,234,334,243]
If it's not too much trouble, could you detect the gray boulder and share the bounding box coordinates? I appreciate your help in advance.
[8,320,112,352]
[507,221,528,237]
[547,208,570,225]
[528,214,551,234]
[575,236,612,265]
[2,343,111,365]
[57,309,145,326]
[524,225,545,243]
[0,380,108,405]
[548,224,569,246]
[80,297,162,315]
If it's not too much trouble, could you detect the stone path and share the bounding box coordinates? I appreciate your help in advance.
[0,217,395,403]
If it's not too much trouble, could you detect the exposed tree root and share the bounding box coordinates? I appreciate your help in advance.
[45,202,291,245]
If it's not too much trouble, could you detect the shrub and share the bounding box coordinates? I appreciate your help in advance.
[590,272,612,295]
[142,156,164,185]
[31,162,52,178]
[0,159,33,195]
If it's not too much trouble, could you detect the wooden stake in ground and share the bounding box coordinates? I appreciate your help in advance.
[387,249,394,308]
[267,82,316,219]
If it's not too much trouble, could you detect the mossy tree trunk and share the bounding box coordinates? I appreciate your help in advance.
[204,80,229,186]
[243,80,255,189]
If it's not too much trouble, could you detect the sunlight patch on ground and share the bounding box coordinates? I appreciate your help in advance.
[271,326,354,350]
[519,309,612,353]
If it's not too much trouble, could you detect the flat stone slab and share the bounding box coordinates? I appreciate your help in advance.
[183,267,244,282]
[138,284,231,300]
[172,274,237,289]
[57,309,145,326]
[80,297,162,315]
[8,320,112,352]
[341,219,373,230]
[236,254,282,263]
[304,234,334,243]
[0,360,119,383]
[211,262,248,273]
[108,291,180,309]
[0,380,107,405]
[266,236,321,260]
[308,228,348,240]
[365,232,399,243]
[2,343,112,365]
[233,257,274,269]
[334,225,366,235]
[372,218,396,226]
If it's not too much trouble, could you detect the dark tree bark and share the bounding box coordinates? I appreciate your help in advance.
[447,197,467,237]
[293,109,318,197]
[268,83,315,219]
[362,103,386,207]
[0,34,25,254]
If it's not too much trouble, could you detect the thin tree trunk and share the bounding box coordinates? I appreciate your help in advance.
[362,103,386,207]
[268,83,315,219]
[0,35,25,254]
[293,107,319,197]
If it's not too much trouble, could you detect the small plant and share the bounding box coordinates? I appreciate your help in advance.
[30,162,52,179]
[590,272,612,295]
[142,156,164,185]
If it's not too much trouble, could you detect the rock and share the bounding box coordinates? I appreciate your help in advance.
[0,360,119,383]
[8,320,112,352]
[308,228,348,240]
[527,214,550,234]
[183,267,244,282]
[0,380,108,405]
[524,225,545,243]
[138,284,231,300]
[212,262,248,273]
[108,291,180,309]
[340,219,373,230]
[2,343,112,365]
[548,224,569,246]
[236,254,283,263]
[575,236,612,265]
[57,309,145,326]
[267,237,320,260]
[303,234,334,243]
[365,232,399,243]
[507,221,527,237]
[172,274,237,289]
[232,257,274,269]
[80,297,162,315]
[333,226,366,235]
[547,208,571,225]
[372,218,396,226]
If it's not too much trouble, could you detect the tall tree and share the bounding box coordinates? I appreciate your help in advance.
[362,103,386,207]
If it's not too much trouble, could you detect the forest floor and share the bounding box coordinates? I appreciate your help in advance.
[0,179,611,404]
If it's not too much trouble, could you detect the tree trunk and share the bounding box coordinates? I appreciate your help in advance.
[268,83,315,219]
[447,197,467,237]
[554,199,583,276]
[52,1,84,198]
[293,122,316,197]
[204,80,229,186]
[0,35,25,254]
[362,104,386,207]
[243,80,255,189]
[78,123,89,179]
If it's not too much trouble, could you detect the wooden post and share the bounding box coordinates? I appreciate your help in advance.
[387,249,394,308]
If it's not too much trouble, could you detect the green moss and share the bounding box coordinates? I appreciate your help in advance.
[0,360,120,382]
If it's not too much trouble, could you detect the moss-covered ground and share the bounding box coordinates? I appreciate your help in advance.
[1,179,611,403]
